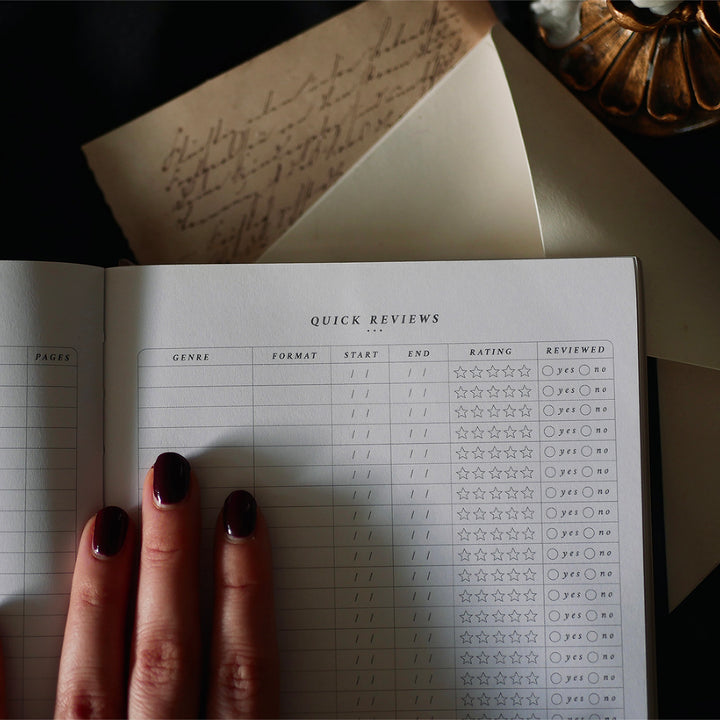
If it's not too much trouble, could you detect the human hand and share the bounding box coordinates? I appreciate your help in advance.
[50,452,278,718]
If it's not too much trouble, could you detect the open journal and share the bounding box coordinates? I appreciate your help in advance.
[0,258,649,718]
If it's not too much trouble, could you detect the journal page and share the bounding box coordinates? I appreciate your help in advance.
[0,262,104,718]
[104,259,648,719]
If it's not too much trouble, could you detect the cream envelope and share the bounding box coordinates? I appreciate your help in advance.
[262,23,720,607]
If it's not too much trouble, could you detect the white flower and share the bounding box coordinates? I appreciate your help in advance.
[532,0,681,47]
[530,0,583,47]
[630,0,681,15]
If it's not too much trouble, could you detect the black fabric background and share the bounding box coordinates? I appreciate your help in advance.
[0,2,354,265]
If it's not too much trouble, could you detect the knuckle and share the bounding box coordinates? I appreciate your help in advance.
[132,634,185,695]
[55,687,112,719]
[215,649,276,712]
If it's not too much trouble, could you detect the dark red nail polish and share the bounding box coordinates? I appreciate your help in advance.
[223,490,257,540]
[92,506,129,557]
[153,452,191,505]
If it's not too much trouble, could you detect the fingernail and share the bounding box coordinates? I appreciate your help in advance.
[223,490,257,540]
[153,452,191,505]
[92,506,129,557]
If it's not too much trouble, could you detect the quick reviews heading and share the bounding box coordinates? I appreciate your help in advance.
[310,314,439,327]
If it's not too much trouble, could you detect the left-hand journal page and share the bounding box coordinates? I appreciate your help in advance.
[0,262,104,718]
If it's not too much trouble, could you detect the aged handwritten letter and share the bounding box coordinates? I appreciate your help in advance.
[84,1,487,263]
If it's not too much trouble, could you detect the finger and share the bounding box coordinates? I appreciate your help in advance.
[129,452,202,718]
[207,491,279,718]
[55,506,134,719]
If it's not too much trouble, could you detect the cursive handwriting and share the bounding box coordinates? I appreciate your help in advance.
[155,2,477,262]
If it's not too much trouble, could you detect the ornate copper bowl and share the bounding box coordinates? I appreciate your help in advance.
[535,0,720,135]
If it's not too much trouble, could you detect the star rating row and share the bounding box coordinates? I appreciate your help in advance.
[456,465,535,482]
[457,608,540,625]
[458,587,539,605]
[456,528,537,547]
[453,365,533,379]
[459,689,542,708]
[455,445,535,461]
[458,628,539,646]
[454,384,534,400]
[460,670,541,688]
[457,566,538,585]
[454,545,538,564]
[454,404,534,420]
[455,424,534,441]
[456,485,535,502]
[456,506,536,525]
[459,649,540,666]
